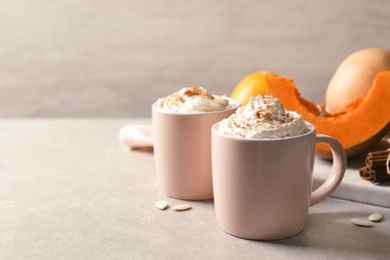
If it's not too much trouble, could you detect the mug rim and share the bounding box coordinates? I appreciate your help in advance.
[212,121,315,142]
[152,97,241,116]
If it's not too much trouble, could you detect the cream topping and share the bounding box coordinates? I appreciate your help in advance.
[155,87,233,113]
[218,95,308,139]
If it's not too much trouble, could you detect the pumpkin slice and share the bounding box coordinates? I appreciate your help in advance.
[231,71,278,106]
[267,71,390,159]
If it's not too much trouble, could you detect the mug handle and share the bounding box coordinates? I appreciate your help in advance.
[310,134,347,206]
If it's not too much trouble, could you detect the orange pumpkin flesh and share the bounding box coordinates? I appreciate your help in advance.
[267,71,390,159]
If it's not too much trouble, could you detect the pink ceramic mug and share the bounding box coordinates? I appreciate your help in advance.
[211,122,346,240]
[152,98,240,200]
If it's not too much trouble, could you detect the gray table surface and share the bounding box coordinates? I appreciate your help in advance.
[1,119,389,260]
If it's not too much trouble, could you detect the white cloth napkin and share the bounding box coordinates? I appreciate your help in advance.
[119,124,153,150]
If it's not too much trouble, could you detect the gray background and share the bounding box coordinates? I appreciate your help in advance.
[1,0,389,118]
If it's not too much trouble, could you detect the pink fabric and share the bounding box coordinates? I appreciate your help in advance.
[119,124,153,150]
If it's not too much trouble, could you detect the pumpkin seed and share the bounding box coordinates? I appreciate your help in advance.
[368,212,383,222]
[172,204,192,211]
[351,218,374,227]
[155,200,168,210]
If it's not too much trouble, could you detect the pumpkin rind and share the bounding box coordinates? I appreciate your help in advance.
[325,48,390,115]
[231,72,278,106]
[267,71,390,159]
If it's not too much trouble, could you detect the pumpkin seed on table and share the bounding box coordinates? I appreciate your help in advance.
[155,200,168,210]
[351,218,374,227]
[368,212,383,222]
[172,204,192,211]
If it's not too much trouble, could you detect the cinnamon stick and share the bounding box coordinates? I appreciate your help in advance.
[359,166,390,183]
[359,148,390,183]
[366,148,390,157]
[367,158,388,168]
[371,168,390,183]
[359,167,372,181]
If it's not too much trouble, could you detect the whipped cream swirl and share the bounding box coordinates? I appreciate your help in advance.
[218,95,309,139]
[155,87,233,113]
